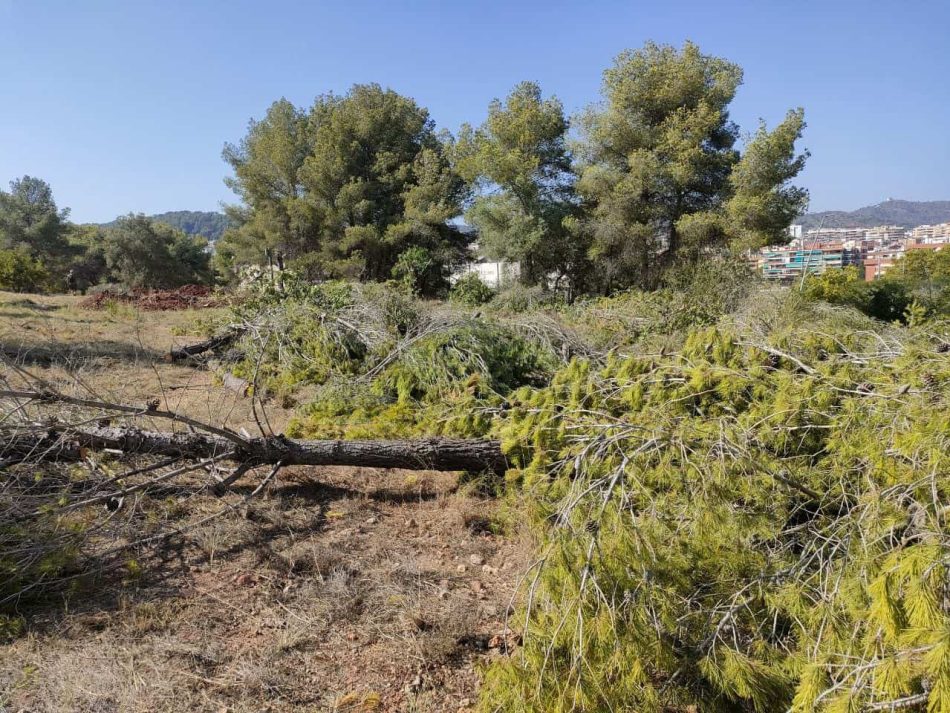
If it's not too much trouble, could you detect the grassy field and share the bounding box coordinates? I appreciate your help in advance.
[0,292,527,713]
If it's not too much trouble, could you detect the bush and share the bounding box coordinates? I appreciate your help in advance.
[803,266,912,322]
[450,272,494,306]
[392,246,448,296]
[288,320,556,440]
[0,247,49,293]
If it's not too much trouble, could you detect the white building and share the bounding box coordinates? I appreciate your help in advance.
[453,258,520,288]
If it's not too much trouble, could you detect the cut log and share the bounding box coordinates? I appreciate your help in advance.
[169,328,246,362]
[1,425,510,475]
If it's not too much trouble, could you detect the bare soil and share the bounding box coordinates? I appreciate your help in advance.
[0,292,529,712]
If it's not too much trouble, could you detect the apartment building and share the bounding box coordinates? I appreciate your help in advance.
[802,227,867,244]
[760,222,950,282]
[865,225,906,243]
[909,223,950,243]
[758,243,861,280]
[863,243,907,281]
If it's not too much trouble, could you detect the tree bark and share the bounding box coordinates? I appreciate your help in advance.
[2,425,509,475]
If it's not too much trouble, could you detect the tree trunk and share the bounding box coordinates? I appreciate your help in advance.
[3,425,509,475]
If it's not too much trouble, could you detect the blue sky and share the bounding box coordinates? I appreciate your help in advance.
[1,0,947,223]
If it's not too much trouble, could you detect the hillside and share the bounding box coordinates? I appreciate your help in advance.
[799,199,950,230]
[149,210,230,241]
[99,210,230,242]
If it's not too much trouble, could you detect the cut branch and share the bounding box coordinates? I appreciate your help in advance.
[168,327,246,362]
[0,388,248,447]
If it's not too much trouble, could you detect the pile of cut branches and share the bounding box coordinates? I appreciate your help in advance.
[482,296,950,712]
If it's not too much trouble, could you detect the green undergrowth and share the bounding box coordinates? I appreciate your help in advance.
[228,278,562,439]
[230,264,751,442]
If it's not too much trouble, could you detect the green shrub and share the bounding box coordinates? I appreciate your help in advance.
[488,283,560,313]
[450,272,495,306]
[392,246,446,296]
[288,320,556,440]
[803,266,913,323]
[0,247,49,293]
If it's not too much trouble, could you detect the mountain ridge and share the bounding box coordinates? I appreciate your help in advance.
[799,199,950,230]
[98,210,230,242]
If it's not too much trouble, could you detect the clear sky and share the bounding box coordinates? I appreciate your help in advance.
[1,0,947,223]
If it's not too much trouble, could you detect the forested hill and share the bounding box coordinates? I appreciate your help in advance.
[99,211,230,242]
[799,199,950,230]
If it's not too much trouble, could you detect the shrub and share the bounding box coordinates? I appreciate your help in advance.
[450,272,494,307]
[488,283,558,313]
[288,320,556,440]
[392,246,447,296]
[0,247,49,293]
[803,266,912,323]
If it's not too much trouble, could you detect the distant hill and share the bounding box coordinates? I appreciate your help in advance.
[149,211,230,242]
[99,211,230,242]
[799,200,950,231]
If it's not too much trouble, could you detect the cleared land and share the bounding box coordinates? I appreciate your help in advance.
[0,292,526,713]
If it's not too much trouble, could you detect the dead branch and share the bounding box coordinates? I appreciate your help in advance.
[0,388,249,447]
[168,327,246,362]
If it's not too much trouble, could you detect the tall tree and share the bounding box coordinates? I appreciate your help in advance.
[0,176,71,261]
[455,82,583,292]
[221,85,469,292]
[219,99,313,272]
[576,42,806,292]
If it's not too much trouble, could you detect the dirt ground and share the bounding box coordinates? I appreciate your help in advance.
[0,292,529,712]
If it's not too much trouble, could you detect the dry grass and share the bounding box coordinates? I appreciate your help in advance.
[0,292,529,712]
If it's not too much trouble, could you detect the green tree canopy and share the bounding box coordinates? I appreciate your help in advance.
[220,85,470,293]
[577,41,808,292]
[0,176,71,262]
[883,247,950,315]
[455,81,583,291]
[104,214,211,289]
[220,98,312,269]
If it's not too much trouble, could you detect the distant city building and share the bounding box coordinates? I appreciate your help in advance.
[788,224,803,240]
[910,223,950,243]
[803,227,867,244]
[758,222,950,282]
[865,225,906,243]
[758,243,861,280]
[863,243,907,281]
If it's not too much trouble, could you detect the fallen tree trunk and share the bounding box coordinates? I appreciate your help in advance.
[2,425,510,475]
[169,328,245,362]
